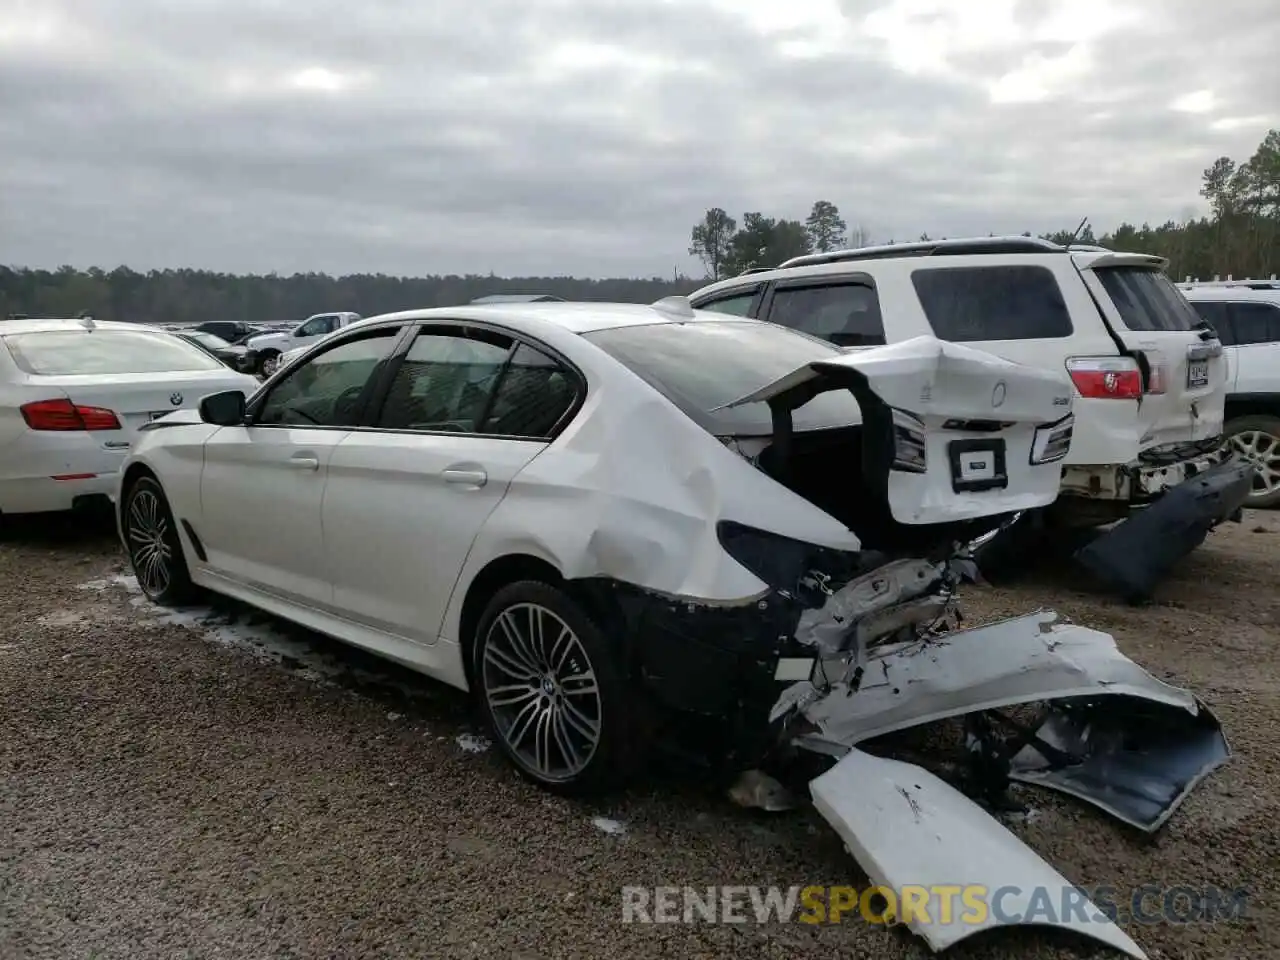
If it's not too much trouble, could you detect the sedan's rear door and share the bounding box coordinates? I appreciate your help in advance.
[320,325,583,646]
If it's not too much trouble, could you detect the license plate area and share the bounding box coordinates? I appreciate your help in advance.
[948,438,1008,493]
[148,411,171,421]
[1186,359,1209,389]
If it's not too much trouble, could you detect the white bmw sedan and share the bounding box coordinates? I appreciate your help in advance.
[0,316,262,518]
[117,298,1076,793]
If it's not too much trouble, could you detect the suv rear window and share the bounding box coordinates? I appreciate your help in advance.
[3,330,225,376]
[583,319,863,437]
[911,265,1073,341]
[1095,268,1201,332]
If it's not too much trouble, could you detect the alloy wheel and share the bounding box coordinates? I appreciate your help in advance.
[481,602,603,783]
[126,487,173,598]
[1228,429,1280,501]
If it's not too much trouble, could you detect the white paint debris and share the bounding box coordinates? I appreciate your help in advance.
[591,817,627,836]
[0,643,18,653]
[386,712,402,721]
[78,574,141,594]
[455,733,491,754]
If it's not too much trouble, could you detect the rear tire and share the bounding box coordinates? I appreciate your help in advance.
[1223,415,1280,508]
[121,476,197,606]
[472,580,637,796]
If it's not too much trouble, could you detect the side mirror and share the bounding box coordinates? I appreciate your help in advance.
[199,390,247,426]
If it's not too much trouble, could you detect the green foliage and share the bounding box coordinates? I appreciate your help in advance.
[0,266,701,326]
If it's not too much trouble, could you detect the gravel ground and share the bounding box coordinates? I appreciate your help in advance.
[1,511,1276,960]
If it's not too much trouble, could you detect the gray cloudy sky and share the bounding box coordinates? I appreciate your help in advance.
[1,0,1276,278]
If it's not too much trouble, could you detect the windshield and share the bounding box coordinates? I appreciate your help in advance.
[582,319,863,436]
[1095,267,1202,332]
[3,329,226,375]
[192,332,231,349]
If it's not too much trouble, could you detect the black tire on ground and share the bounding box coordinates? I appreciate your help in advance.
[970,510,1049,582]
[256,350,281,375]
[1223,414,1280,509]
[121,475,197,606]
[472,580,638,796]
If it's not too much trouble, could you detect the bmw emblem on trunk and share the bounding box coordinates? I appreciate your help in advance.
[991,381,1007,408]
[170,392,183,405]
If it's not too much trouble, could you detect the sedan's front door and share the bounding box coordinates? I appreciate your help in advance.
[197,326,403,607]
[321,328,581,644]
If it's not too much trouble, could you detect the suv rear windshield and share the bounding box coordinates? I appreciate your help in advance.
[582,320,863,437]
[911,265,1073,341]
[3,330,226,376]
[1095,267,1201,332]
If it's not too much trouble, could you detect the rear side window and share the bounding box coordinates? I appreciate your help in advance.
[1095,268,1201,332]
[3,330,225,375]
[696,291,757,316]
[767,283,886,347]
[911,265,1073,341]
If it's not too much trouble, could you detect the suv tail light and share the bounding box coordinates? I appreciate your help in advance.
[1064,357,1143,400]
[1030,413,1074,464]
[21,398,122,431]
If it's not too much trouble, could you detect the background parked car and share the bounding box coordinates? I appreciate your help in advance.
[689,236,1249,600]
[1182,281,1280,506]
[172,330,255,372]
[0,315,260,518]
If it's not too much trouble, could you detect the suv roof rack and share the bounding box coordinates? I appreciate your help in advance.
[778,235,1069,269]
[735,265,776,276]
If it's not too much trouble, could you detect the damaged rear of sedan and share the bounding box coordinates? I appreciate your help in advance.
[121,298,1227,959]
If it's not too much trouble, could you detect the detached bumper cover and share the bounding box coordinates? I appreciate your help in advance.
[1075,457,1255,600]
[787,610,1228,957]
[811,750,1147,958]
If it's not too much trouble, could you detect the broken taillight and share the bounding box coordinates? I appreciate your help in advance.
[1030,413,1074,464]
[1064,357,1143,400]
[890,408,927,473]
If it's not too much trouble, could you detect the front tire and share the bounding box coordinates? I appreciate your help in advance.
[257,350,281,376]
[1224,415,1280,508]
[122,476,196,605]
[472,580,635,795]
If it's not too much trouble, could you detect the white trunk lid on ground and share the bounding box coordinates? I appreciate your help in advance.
[810,749,1147,958]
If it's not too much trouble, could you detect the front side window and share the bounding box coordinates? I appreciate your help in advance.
[3,329,225,375]
[376,331,512,433]
[298,315,338,338]
[1190,301,1231,343]
[912,265,1073,341]
[1229,302,1280,346]
[767,282,885,347]
[257,330,399,427]
[582,319,862,436]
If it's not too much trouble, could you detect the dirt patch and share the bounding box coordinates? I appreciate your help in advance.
[0,511,1275,959]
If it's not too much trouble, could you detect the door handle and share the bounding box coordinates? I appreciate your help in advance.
[288,456,320,471]
[442,468,487,487]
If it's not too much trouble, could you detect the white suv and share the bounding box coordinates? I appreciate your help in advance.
[689,237,1252,598]
[1181,281,1280,507]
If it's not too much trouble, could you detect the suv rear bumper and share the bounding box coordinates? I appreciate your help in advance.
[1061,437,1230,506]
[1074,457,1254,601]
